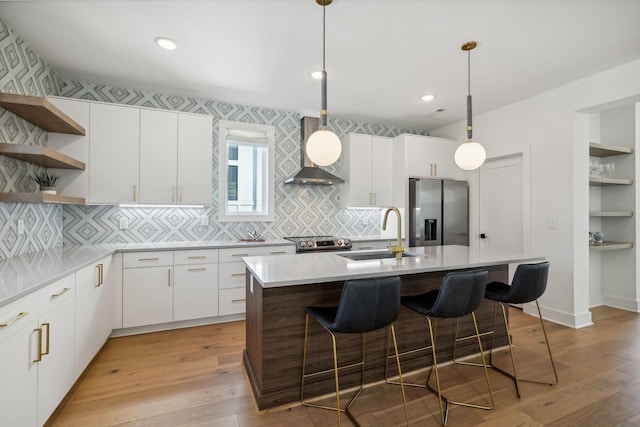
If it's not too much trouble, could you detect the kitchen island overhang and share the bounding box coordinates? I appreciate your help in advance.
[243,245,544,410]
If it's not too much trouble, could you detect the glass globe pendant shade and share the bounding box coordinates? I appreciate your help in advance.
[306,129,342,167]
[454,141,486,170]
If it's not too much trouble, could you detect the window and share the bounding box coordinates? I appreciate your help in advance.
[218,120,275,222]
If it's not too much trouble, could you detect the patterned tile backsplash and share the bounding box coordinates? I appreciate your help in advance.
[0,16,426,256]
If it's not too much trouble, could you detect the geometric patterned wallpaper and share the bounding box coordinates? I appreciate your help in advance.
[0,19,63,258]
[60,80,426,245]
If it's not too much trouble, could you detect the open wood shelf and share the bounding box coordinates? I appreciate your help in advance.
[0,143,85,169]
[589,176,633,186]
[0,92,85,135]
[589,211,634,217]
[589,142,633,157]
[589,241,634,251]
[0,192,85,205]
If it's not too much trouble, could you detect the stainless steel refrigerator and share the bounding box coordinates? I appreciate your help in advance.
[409,178,469,247]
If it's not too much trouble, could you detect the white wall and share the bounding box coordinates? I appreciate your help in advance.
[432,59,640,328]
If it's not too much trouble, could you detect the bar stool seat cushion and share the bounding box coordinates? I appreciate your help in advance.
[307,276,401,334]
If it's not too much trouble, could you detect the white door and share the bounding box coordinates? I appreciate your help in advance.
[479,155,525,255]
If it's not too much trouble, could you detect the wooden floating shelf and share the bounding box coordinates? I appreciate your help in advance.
[0,143,85,170]
[589,176,633,186]
[589,211,633,217]
[589,241,634,251]
[0,192,85,205]
[589,142,633,157]
[0,92,85,135]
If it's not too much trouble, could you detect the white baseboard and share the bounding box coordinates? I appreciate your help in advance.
[601,294,640,312]
[110,313,246,337]
[524,303,593,329]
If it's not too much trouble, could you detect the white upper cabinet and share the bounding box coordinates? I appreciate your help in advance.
[139,109,178,204]
[404,134,458,179]
[89,102,141,204]
[341,133,394,208]
[177,113,213,205]
[47,97,212,205]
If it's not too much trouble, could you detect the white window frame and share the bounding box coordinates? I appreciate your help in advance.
[218,120,275,222]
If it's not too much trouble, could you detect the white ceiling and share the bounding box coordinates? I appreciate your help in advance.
[1,0,639,132]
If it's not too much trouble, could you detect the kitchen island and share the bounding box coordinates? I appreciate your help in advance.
[242,245,544,409]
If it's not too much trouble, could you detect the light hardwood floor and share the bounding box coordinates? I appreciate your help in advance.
[47,306,640,426]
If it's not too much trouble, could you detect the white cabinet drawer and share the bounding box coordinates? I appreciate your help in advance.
[0,292,41,345]
[218,245,293,263]
[219,263,247,289]
[123,251,173,268]
[219,288,246,316]
[174,249,218,266]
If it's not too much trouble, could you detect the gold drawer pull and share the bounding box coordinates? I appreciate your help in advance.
[0,311,28,327]
[34,327,43,362]
[41,322,50,356]
[187,256,206,259]
[231,298,247,303]
[270,251,286,254]
[232,273,246,277]
[232,253,249,257]
[52,287,71,297]
[138,257,160,261]
[188,268,206,272]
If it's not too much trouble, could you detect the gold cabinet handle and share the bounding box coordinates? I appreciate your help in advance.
[231,298,247,303]
[187,256,206,259]
[270,251,286,255]
[232,253,249,257]
[52,287,71,297]
[231,273,246,277]
[0,311,28,327]
[187,267,206,272]
[41,322,50,356]
[95,263,104,287]
[138,257,160,261]
[168,269,171,286]
[33,327,43,363]
[434,163,437,176]
[133,184,137,202]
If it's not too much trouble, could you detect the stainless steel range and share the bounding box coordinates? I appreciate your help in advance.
[285,236,352,253]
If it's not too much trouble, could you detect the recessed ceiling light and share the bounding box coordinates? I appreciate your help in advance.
[311,71,323,79]
[421,94,437,102]
[155,37,179,51]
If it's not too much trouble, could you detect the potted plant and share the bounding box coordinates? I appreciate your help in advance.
[33,171,61,195]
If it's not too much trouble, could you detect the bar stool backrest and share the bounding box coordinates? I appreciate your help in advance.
[506,261,550,304]
[428,270,488,318]
[330,276,401,333]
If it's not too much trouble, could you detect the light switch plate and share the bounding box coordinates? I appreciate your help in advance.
[119,217,129,230]
[200,215,209,226]
[548,217,558,229]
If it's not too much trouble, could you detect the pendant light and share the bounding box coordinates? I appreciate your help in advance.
[305,0,342,167]
[454,41,486,171]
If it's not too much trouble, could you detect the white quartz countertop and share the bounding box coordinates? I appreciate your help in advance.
[0,240,294,307]
[243,245,545,288]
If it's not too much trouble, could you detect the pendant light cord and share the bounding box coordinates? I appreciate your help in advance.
[466,46,473,141]
[322,2,326,71]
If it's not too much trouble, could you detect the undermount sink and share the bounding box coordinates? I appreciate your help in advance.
[338,251,417,261]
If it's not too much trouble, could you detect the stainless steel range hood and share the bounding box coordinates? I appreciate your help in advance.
[284,116,344,185]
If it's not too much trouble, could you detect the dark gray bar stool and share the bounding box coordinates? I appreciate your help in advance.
[453,261,558,398]
[386,270,493,426]
[301,276,410,426]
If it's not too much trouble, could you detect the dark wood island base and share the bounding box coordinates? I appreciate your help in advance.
[243,264,509,410]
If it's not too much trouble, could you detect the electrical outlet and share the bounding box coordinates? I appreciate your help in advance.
[119,217,129,230]
[200,215,209,226]
[17,219,24,235]
[548,217,558,229]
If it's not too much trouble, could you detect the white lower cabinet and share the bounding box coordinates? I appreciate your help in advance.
[0,274,76,427]
[37,278,76,426]
[218,245,294,315]
[122,251,174,328]
[173,249,219,321]
[75,256,113,377]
